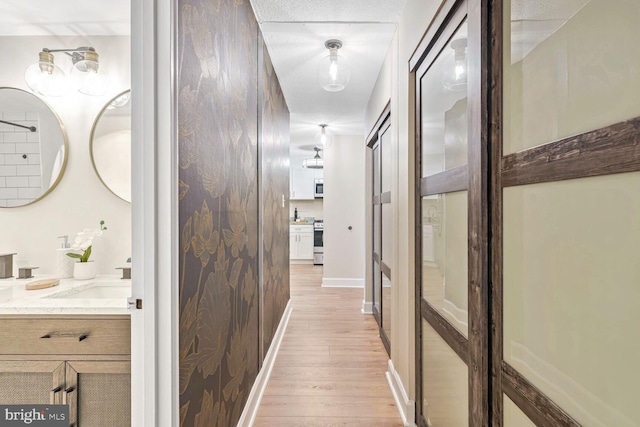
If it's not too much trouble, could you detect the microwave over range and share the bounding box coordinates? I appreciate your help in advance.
[314,179,323,198]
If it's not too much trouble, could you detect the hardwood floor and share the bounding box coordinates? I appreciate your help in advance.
[254,265,404,426]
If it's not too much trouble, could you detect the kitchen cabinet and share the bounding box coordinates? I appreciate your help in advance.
[290,160,323,200]
[0,315,131,427]
[290,224,314,260]
[290,167,315,200]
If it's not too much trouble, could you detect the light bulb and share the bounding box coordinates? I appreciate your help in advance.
[317,40,350,92]
[24,52,68,97]
[314,124,333,150]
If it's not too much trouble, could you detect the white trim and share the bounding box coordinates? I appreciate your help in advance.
[321,278,365,288]
[510,342,637,427]
[361,300,373,314]
[238,301,292,427]
[441,298,468,332]
[131,0,177,425]
[385,359,416,426]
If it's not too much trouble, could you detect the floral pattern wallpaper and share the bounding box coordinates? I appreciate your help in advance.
[177,0,261,425]
[259,40,291,356]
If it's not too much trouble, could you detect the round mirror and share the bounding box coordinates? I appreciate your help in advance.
[0,87,68,208]
[90,90,131,203]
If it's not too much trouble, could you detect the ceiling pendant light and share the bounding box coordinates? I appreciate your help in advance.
[314,124,333,150]
[317,39,350,92]
[25,47,110,97]
[443,38,467,91]
[303,147,324,169]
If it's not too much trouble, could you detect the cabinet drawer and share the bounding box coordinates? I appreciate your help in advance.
[290,225,313,232]
[0,318,130,356]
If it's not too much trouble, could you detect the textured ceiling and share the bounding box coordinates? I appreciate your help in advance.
[0,0,130,36]
[261,22,397,153]
[251,0,406,23]
[252,0,406,155]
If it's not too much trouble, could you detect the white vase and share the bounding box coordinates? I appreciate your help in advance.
[74,261,96,280]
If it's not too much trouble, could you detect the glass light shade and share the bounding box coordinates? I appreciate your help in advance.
[443,38,467,92]
[24,61,68,97]
[71,63,110,96]
[317,48,350,92]
[314,126,333,149]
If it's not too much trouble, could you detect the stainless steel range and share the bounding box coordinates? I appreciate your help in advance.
[313,220,323,265]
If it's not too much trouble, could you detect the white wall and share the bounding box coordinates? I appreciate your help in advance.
[363,0,449,403]
[0,36,131,275]
[290,199,323,220]
[322,135,365,286]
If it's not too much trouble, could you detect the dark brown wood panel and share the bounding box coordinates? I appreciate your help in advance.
[421,299,468,364]
[380,261,391,279]
[502,117,640,187]
[489,0,504,425]
[366,102,391,148]
[502,362,580,427]
[379,326,391,357]
[421,165,468,196]
[467,0,491,423]
[380,192,391,204]
[410,0,467,71]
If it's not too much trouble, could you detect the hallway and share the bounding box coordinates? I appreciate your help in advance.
[254,265,403,426]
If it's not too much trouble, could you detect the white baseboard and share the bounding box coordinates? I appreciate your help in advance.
[290,259,313,265]
[361,300,373,314]
[237,300,292,427]
[386,359,416,426]
[321,278,364,288]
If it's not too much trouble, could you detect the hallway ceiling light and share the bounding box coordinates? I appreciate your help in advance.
[25,47,110,97]
[314,124,333,150]
[443,38,467,92]
[303,147,324,169]
[317,39,350,92]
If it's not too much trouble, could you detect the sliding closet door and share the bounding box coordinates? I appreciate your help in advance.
[369,109,392,356]
[413,2,473,425]
[496,0,640,425]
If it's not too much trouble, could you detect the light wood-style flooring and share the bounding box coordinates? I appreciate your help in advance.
[254,265,403,426]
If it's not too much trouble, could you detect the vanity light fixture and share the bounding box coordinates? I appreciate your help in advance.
[317,39,350,92]
[314,124,333,150]
[303,147,324,169]
[443,38,467,91]
[25,47,110,97]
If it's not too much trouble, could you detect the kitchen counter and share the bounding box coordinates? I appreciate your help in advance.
[0,275,131,315]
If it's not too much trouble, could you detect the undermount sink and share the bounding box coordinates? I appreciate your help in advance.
[45,283,131,300]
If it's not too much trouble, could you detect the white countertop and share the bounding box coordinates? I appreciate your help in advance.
[0,275,131,315]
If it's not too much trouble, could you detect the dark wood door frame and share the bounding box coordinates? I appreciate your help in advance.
[368,103,392,357]
[413,0,640,425]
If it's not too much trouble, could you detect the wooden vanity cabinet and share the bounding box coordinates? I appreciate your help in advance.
[0,315,131,427]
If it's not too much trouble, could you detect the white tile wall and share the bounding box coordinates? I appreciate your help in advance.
[0,112,41,205]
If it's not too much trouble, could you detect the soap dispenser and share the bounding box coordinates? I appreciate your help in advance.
[56,235,75,279]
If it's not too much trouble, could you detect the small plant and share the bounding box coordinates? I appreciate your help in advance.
[67,220,107,263]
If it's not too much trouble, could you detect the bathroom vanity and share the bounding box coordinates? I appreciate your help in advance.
[0,277,131,426]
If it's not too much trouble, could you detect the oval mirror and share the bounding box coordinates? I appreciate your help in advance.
[0,87,68,208]
[90,90,131,203]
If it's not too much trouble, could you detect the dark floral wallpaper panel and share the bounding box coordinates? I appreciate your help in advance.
[177,0,259,425]
[260,39,291,357]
